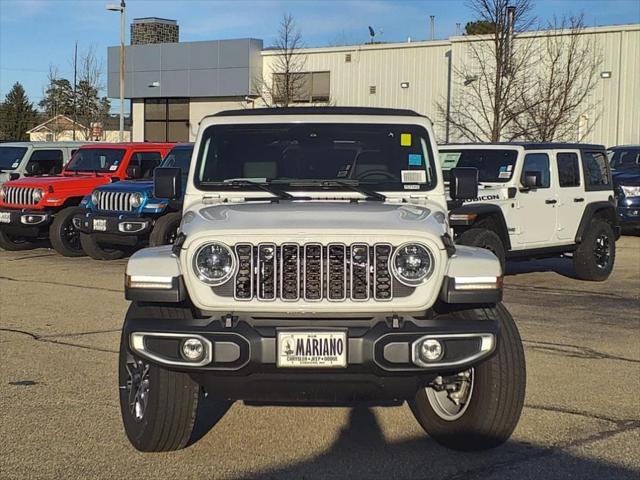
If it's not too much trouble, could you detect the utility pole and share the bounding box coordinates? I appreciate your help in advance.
[107,1,126,141]
[430,16,435,40]
[72,41,77,141]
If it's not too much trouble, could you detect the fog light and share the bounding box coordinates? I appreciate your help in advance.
[419,339,444,362]
[181,338,205,361]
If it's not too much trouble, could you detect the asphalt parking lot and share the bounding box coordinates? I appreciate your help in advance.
[1,237,639,480]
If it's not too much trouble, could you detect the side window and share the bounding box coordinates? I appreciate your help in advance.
[582,151,610,188]
[556,153,581,188]
[522,153,550,188]
[132,152,162,178]
[28,149,64,175]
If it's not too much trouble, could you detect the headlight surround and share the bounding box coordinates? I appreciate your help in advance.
[130,192,143,208]
[621,185,640,197]
[193,242,236,286]
[91,191,100,205]
[0,186,6,201]
[32,188,44,203]
[391,243,435,286]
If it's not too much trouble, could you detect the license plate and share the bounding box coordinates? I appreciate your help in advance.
[0,212,10,223]
[277,331,347,368]
[93,219,107,231]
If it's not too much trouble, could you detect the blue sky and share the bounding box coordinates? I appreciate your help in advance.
[1,0,639,114]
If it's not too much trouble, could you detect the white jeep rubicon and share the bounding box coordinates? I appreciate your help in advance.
[119,108,525,453]
[440,143,619,280]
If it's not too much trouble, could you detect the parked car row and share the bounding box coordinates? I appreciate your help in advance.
[0,139,632,276]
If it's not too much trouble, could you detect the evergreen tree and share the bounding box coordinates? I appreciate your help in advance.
[0,82,38,141]
[39,78,74,117]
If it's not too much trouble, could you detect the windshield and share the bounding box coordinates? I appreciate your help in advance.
[608,148,640,171]
[0,147,28,170]
[439,149,518,183]
[194,123,436,192]
[160,146,193,177]
[65,148,126,172]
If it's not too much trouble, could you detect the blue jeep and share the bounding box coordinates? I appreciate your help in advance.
[609,145,640,232]
[74,144,193,260]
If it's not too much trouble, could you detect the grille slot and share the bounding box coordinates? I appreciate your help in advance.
[95,191,135,212]
[4,186,37,205]
[230,243,401,302]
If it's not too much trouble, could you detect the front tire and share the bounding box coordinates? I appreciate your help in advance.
[119,303,225,452]
[0,229,34,251]
[573,218,616,281]
[410,304,526,451]
[80,233,125,260]
[149,212,182,247]
[458,228,506,273]
[49,207,85,257]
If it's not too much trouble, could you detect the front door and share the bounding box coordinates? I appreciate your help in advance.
[554,150,586,241]
[514,151,558,246]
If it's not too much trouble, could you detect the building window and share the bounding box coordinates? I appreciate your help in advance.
[144,98,189,142]
[272,71,330,103]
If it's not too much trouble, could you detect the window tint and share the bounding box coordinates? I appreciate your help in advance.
[557,152,581,187]
[28,149,64,175]
[0,147,28,170]
[66,149,126,172]
[522,153,550,188]
[161,146,193,180]
[608,148,640,170]
[439,149,518,182]
[131,152,162,178]
[583,151,610,187]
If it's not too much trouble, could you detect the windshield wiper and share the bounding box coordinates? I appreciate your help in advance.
[201,180,295,201]
[314,180,386,202]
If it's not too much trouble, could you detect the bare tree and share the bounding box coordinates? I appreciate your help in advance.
[74,45,111,140]
[510,15,602,141]
[440,0,538,142]
[256,14,308,107]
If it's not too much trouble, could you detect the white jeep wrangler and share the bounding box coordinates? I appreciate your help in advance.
[119,108,525,453]
[440,143,619,280]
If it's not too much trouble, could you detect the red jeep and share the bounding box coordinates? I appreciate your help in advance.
[0,143,174,256]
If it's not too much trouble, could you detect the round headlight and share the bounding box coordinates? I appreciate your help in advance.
[91,191,100,205]
[391,243,434,286]
[193,242,236,285]
[32,188,44,203]
[130,192,143,208]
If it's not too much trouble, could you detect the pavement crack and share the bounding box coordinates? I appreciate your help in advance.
[524,403,635,425]
[505,284,630,300]
[0,275,123,293]
[39,328,121,339]
[0,327,117,354]
[523,339,640,364]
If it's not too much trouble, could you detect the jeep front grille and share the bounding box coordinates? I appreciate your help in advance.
[232,243,394,302]
[3,186,38,205]
[94,191,135,212]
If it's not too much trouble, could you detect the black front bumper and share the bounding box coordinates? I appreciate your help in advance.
[0,207,53,236]
[73,211,152,243]
[617,197,640,228]
[123,314,499,403]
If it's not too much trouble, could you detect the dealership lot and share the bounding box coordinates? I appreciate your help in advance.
[0,237,638,480]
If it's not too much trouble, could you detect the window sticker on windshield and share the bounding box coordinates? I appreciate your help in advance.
[507,165,513,171]
[408,154,422,166]
[400,133,412,147]
[337,164,351,178]
[11,161,20,168]
[440,152,461,169]
[403,184,420,190]
[498,167,511,179]
[109,165,118,171]
[401,170,426,184]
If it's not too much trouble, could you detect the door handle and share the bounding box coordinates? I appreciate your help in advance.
[573,197,584,202]
[545,199,557,205]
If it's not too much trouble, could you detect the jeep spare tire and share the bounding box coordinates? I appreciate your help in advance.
[49,206,85,257]
[410,303,526,451]
[458,228,506,273]
[149,212,182,246]
[80,233,125,260]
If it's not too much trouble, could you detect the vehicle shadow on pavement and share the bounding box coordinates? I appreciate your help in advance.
[239,406,638,480]
[505,257,578,279]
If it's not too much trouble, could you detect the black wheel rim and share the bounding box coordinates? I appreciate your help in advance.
[593,233,611,269]
[125,355,150,422]
[62,220,81,251]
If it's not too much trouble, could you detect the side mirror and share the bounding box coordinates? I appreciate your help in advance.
[449,167,479,200]
[25,163,42,176]
[9,173,20,181]
[522,171,541,189]
[154,167,182,200]
[126,165,142,179]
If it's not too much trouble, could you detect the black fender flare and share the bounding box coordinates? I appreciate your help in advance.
[575,201,618,243]
[449,203,512,250]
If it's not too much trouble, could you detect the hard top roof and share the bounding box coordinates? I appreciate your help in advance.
[78,142,175,149]
[0,141,87,148]
[441,142,605,150]
[212,106,424,118]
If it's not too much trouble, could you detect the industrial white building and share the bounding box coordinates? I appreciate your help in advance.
[109,20,639,146]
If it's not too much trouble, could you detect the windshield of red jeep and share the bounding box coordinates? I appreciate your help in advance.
[65,148,126,172]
